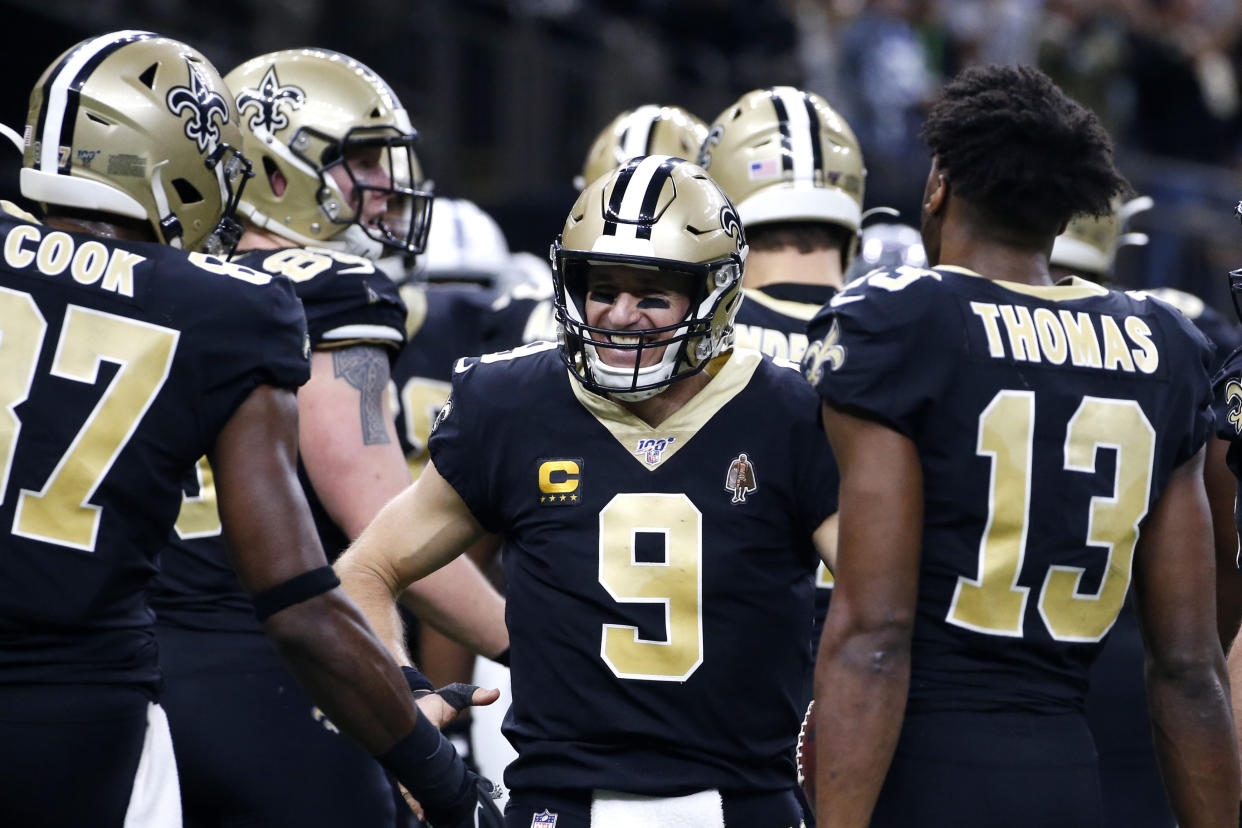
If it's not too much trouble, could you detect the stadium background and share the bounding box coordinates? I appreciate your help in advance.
[1,0,1240,313]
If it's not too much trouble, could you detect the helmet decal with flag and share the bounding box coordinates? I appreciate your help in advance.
[699,86,865,262]
[224,49,433,259]
[21,31,252,255]
[575,105,709,191]
[552,155,747,402]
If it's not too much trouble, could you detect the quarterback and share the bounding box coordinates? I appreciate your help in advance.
[338,156,837,828]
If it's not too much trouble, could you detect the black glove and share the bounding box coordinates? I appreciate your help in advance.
[424,772,503,828]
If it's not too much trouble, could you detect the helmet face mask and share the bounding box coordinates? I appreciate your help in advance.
[305,126,433,255]
[21,31,251,253]
[225,49,433,259]
[552,156,747,402]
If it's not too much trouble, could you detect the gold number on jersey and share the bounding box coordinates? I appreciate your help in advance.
[0,289,47,505]
[1039,398,1154,641]
[816,560,835,588]
[947,391,1155,641]
[947,390,1033,636]
[598,492,703,681]
[174,456,222,540]
[399,376,451,476]
[12,305,178,550]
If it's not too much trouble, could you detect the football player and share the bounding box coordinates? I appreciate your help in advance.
[337,156,839,828]
[0,32,493,828]
[149,48,506,827]
[1051,196,1242,828]
[803,64,1238,827]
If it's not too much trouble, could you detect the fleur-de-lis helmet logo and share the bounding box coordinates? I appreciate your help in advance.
[1226,377,1242,434]
[235,66,306,133]
[165,58,230,153]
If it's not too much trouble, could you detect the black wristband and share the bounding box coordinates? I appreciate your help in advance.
[402,666,435,695]
[252,566,339,622]
[376,714,473,822]
[492,647,510,667]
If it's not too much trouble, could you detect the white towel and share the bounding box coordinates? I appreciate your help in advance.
[590,788,724,828]
[123,702,182,827]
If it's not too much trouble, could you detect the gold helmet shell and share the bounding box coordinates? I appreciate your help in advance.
[1051,195,1153,277]
[699,87,865,234]
[224,48,432,258]
[21,31,250,254]
[576,105,709,190]
[552,155,747,401]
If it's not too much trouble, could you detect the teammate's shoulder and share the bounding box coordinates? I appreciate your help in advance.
[747,349,822,411]
[821,265,950,320]
[452,340,561,383]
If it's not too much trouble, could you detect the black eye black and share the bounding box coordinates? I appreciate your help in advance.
[637,297,671,309]
[589,290,616,304]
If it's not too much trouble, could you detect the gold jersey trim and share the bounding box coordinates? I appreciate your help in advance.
[568,348,763,471]
[1,200,42,224]
[939,265,1109,302]
[741,286,822,321]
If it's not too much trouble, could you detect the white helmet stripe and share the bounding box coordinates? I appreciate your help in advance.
[611,154,672,240]
[618,105,661,164]
[770,86,815,186]
[39,30,153,174]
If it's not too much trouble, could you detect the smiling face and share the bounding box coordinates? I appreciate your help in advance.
[583,264,694,370]
[327,142,395,229]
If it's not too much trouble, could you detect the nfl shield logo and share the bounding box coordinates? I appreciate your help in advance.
[531,810,558,827]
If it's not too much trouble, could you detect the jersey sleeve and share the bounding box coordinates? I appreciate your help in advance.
[426,356,501,531]
[237,248,407,358]
[175,251,311,440]
[800,269,955,438]
[1212,345,1242,445]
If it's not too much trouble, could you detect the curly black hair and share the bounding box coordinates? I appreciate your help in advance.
[920,64,1129,240]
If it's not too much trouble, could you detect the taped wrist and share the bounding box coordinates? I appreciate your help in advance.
[252,566,339,622]
[402,666,435,695]
[377,714,473,822]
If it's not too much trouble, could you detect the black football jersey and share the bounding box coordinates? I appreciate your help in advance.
[394,281,556,475]
[0,206,309,688]
[151,246,405,638]
[734,283,834,364]
[734,282,839,642]
[803,265,1213,715]
[429,344,837,794]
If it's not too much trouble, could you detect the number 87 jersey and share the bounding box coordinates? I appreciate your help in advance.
[802,265,1214,714]
[0,208,309,690]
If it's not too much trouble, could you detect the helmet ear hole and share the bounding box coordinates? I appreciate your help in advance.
[137,63,158,89]
[85,112,111,126]
[171,178,202,204]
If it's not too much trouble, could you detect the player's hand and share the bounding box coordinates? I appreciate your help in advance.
[420,772,504,828]
[415,682,500,730]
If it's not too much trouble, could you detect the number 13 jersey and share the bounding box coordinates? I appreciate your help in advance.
[429,344,838,795]
[802,265,1214,715]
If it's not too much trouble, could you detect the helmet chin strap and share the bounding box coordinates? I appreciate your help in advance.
[582,340,678,402]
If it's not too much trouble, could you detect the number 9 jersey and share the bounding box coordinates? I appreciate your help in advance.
[0,205,309,691]
[802,265,1214,714]
[429,343,837,795]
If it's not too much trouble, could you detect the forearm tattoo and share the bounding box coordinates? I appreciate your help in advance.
[332,346,392,445]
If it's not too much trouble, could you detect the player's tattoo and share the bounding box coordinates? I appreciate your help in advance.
[332,346,391,445]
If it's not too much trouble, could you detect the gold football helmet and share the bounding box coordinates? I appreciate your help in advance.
[224,49,432,258]
[699,87,865,238]
[575,105,708,190]
[1050,195,1153,278]
[552,155,747,401]
[21,31,251,254]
